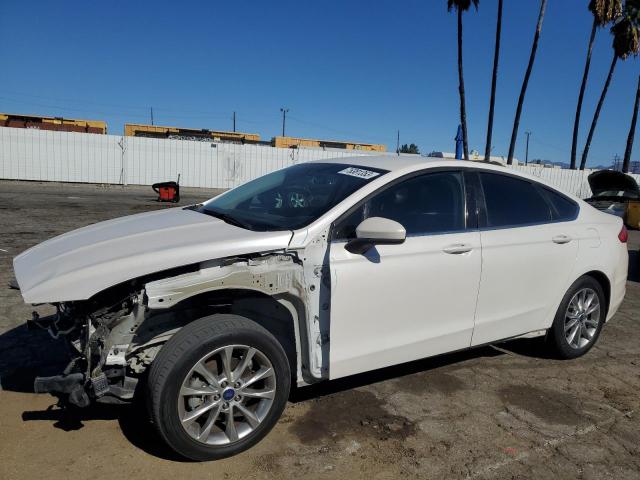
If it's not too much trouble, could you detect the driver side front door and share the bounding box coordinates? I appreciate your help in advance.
[328,170,481,379]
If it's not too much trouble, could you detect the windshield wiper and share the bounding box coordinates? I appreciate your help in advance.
[202,209,252,230]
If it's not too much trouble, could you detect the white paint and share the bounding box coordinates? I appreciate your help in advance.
[471,221,580,345]
[329,230,481,379]
[13,207,292,303]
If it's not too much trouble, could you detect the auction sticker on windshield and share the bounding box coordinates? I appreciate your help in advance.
[338,167,381,180]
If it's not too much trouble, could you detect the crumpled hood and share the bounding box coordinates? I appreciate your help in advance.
[13,207,292,303]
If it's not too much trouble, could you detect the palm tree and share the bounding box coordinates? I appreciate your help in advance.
[623,75,640,172]
[507,0,548,165]
[570,1,623,170]
[623,0,640,172]
[448,0,479,161]
[580,10,639,170]
[484,0,503,162]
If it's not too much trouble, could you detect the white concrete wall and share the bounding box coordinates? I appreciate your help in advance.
[1,126,639,197]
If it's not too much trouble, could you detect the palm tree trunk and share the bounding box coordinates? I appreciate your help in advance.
[623,75,640,173]
[484,0,503,162]
[507,0,547,165]
[570,18,598,170]
[579,53,618,170]
[457,7,469,160]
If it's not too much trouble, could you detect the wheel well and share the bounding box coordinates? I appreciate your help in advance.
[176,289,299,377]
[584,270,611,315]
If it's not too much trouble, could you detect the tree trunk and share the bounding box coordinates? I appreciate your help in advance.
[457,8,469,160]
[570,18,598,170]
[623,75,640,173]
[484,0,503,162]
[579,53,618,170]
[507,0,547,165]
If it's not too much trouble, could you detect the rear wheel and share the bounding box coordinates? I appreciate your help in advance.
[547,276,606,359]
[148,314,290,461]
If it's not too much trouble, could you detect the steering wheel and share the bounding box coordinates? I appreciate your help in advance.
[274,186,311,209]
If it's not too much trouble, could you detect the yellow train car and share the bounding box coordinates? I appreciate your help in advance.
[272,136,385,152]
[124,123,260,143]
[0,113,107,134]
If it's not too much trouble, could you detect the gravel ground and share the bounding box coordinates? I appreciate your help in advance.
[0,180,639,480]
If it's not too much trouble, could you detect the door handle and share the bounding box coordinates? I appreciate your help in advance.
[552,234,572,244]
[443,243,473,254]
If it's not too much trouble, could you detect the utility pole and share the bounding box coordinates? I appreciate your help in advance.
[525,130,531,165]
[396,130,400,154]
[150,107,154,126]
[280,108,289,137]
[233,111,236,132]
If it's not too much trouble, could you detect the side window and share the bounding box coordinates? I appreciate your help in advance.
[479,172,551,227]
[542,187,579,221]
[333,171,466,240]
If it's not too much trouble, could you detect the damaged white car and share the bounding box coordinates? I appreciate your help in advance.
[13,156,628,460]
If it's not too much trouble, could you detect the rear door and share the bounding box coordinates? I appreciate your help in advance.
[471,171,580,345]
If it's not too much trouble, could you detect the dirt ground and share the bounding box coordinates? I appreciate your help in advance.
[0,180,639,480]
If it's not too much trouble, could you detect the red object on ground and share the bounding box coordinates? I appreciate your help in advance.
[152,176,180,203]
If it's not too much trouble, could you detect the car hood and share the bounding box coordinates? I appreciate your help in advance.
[587,170,639,199]
[13,207,293,303]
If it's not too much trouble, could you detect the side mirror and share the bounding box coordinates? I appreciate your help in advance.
[345,217,406,254]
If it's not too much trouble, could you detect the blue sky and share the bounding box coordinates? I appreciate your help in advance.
[0,0,638,166]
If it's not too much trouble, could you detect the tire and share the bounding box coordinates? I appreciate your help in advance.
[547,275,607,359]
[148,314,291,461]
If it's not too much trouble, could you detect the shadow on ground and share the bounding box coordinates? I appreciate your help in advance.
[0,323,70,392]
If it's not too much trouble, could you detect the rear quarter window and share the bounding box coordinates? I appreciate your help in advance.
[541,187,579,221]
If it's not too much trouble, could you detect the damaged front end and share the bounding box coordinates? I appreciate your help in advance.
[30,288,146,407]
[26,247,329,408]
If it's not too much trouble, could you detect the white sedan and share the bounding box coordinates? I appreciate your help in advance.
[13,156,628,460]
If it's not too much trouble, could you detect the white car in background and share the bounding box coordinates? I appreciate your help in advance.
[13,156,628,460]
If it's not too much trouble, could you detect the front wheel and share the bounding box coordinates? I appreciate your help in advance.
[547,276,606,359]
[147,314,291,461]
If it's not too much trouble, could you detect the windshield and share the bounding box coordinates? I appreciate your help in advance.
[201,163,388,231]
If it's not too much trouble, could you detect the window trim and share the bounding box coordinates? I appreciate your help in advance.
[330,167,472,242]
[475,170,580,230]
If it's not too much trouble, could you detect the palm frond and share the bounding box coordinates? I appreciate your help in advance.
[589,0,622,26]
[626,0,640,25]
[447,0,479,13]
[612,16,640,59]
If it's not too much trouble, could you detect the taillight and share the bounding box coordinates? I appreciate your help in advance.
[618,224,628,243]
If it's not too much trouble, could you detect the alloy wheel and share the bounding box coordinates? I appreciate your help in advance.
[178,344,276,445]
[564,287,601,349]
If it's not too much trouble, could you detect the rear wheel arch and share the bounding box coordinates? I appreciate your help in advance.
[582,270,611,317]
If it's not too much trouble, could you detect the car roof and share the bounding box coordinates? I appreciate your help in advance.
[311,154,580,199]
[313,154,507,174]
